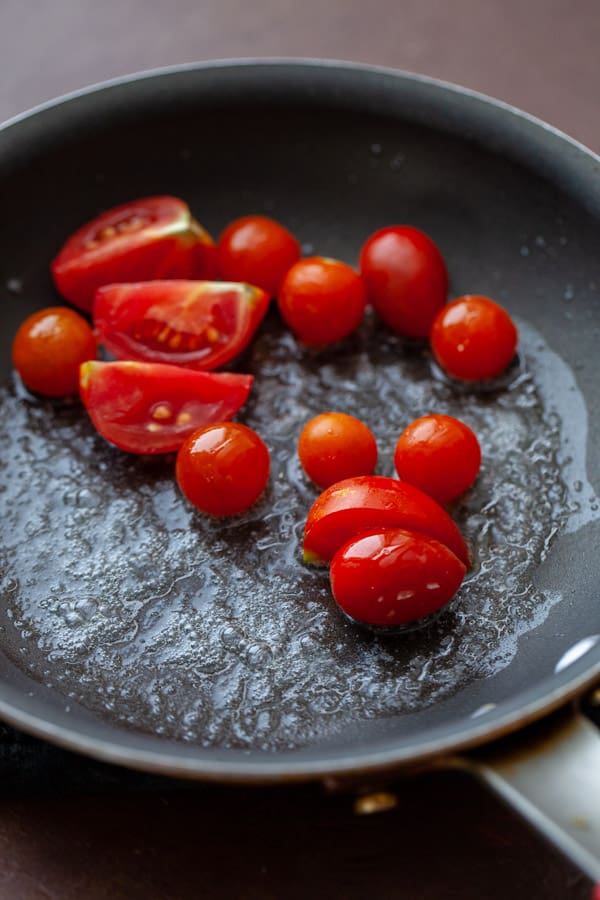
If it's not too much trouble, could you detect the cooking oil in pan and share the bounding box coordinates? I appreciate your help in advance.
[0,316,596,750]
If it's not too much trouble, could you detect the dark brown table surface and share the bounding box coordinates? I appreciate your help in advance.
[1,1,599,897]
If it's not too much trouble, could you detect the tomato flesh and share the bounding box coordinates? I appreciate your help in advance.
[176,422,270,516]
[218,215,301,297]
[359,225,448,338]
[79,360,253,454]
[303,475,470,567]
[330,528,466,626]
[298,412,377,488]
[12,306,97,397]
[278,256,367,346]
[51,196,218,313]
[430,294,518,381]
[394,414,481,505]
[94,280,269,370]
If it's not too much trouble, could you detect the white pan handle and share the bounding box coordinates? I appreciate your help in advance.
[458,706,600,882]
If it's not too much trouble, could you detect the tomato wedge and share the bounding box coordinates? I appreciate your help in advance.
[79,360,253,454]
[93,280,269,371]
[330,527,466,626]
[51,196,218,313]
[303,475,470,567]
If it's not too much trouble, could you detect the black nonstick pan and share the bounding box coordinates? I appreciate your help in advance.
[1,60,599,877]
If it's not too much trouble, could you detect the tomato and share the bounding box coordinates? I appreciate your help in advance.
[298,412,377,488]
[12,306,97,397]
[330,528,466,626]
[278,257,367,346]
[359,225,448,338]
[430,294,518,381]
[218,215,301,297]
[79,360,252,454]
[94,280,269,371]
[303,475,470,567]
[176,422,270,516]
[394,414,481,505]
[51,196,218,313]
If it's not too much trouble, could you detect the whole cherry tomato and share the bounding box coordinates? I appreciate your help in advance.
[80,361,253,454]
[176,422,270,516]
[330,527,466,626]
[359,225,448,338]
[278,256,367,346]
[218,215,301,297]
[51,196,218,312]
[12,306,97,397]
[298,412,378,488]
[394,414,481,505]
[94,280,269,371]
[430,294,518,381]
[303,475,470,567]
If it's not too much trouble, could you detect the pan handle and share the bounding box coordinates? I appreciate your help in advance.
[454,703,600,881]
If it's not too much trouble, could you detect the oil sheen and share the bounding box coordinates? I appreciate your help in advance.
[0,315,595,750]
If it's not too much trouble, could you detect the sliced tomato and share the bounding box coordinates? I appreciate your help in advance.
[79,360,253,454]
[303,475,470,567]
[330,528,466,626]
[93,280,269,371]
[51,196,219,313]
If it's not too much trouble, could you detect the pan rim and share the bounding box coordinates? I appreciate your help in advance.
[0,658,597,781]
[1,57,599,780]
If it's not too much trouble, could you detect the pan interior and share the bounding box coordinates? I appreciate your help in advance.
[0,64,599,767]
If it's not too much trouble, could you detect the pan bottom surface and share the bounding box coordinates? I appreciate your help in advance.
[0,312,592,752]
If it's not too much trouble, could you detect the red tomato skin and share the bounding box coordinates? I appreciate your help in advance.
[51,197,218,313]
[94,280,269,371]
[330,528,466,626]
[278,256,367,346]
[303,475,470,567]
[359,226,448,338]
[218,215,301,297]
[430,294,518,381]
[79,360,252,454]
[176,422,270,516]
[394,414,481,505]
[298,412,378,488]
[12,306,97,397]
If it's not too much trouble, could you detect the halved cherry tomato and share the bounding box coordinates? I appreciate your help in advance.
[394,414,481,505]
[298,412,377,488]
[430,294,518,381]
[51,196,218,313]
[176,422,270,516]
[218,215,301,297]
[303,475,470,567]
[12,306,97,397]
[94,280,269,371]
[330,528,466,626]
[359,225,448,338]
[278,256,367,346]
[79,360,252,454]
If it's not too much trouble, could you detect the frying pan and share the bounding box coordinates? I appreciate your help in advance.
[1,60,600,877]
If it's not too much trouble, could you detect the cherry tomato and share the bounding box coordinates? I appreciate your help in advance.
[303,475,470,567]
[79,360,252,454]
[359,225,448,338]
[394,414,481,505]
[330,527,466,626]
[51,196,218,312]
[278,256,367,346]
[12,306,97,397]
[176,422,270,516]
[94,280,269,371]
[430,294,518,381]
[298,412,377,488]
[218,215,301,297]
